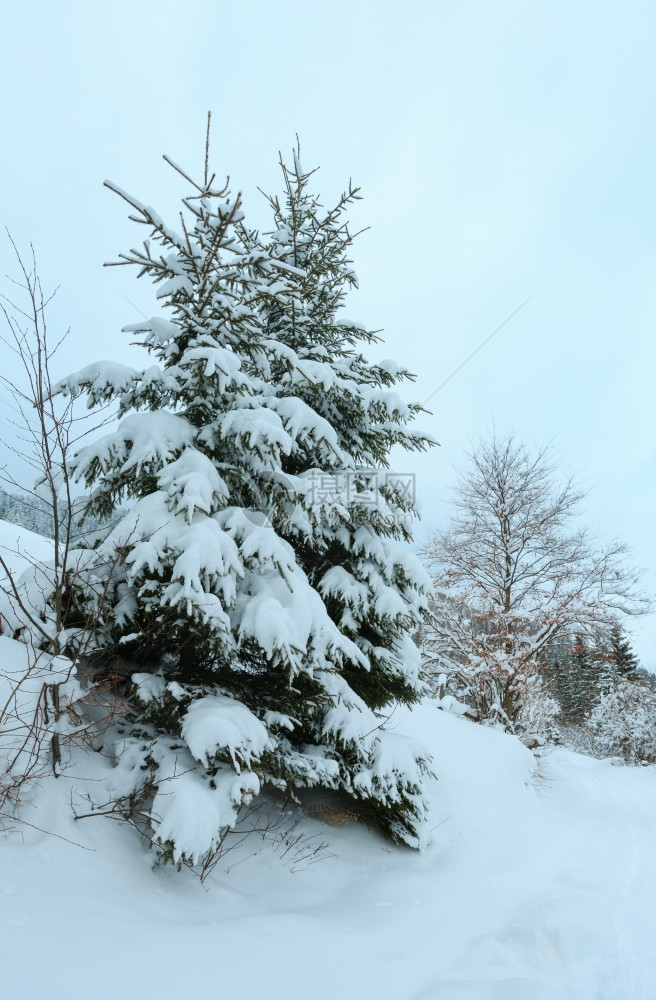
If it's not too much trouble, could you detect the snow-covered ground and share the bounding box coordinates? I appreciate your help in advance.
[2,521,655,1000]
[3,703,655,1000]
[0,520,54,577]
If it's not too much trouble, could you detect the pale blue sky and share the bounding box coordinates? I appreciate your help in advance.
[1,0,654,663]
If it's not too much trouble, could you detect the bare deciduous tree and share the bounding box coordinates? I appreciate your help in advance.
[420,433,650,733]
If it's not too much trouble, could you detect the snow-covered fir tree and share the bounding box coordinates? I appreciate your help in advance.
[250,149,434,711]
[597,624,639,683]
[542,627,640,728]
[54,131,435,862]
[542,633,601,724]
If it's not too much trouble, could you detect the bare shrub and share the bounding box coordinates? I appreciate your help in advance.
[0,238,120,817]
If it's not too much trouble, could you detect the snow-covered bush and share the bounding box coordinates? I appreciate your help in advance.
[51,130,436,863]
[515,672,561,745]
[583,676,656,764]
[426,655,559,743]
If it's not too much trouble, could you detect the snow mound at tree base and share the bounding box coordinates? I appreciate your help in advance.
[2,701,656,1000]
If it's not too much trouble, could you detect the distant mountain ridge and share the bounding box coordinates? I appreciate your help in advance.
[0,487,110,541]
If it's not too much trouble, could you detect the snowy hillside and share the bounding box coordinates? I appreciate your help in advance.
[0,519,53,578]
[3,700,655,999]
[2,522,655,999]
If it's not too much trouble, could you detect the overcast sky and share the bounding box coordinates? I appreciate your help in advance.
[1,0,654,664]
